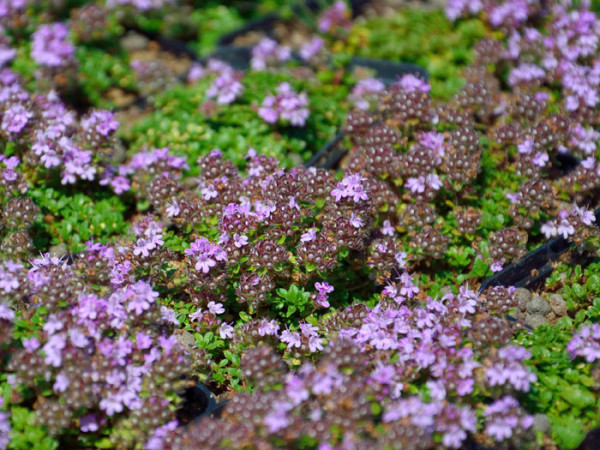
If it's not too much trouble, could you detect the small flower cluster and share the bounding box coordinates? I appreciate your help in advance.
[0,250,190,446]
[318,1,351,33]
[299,37,325,63]
[106,0,176,11]
[568,324,600,363]
[251,37,291,71]
[158,279,536,449]
[349,77,385,110]
[30,23,75,68]
[188,59,245,105]
[258,82,309,126]
[205,69,244,106]
[0,71,122,188]
[541,205,597,240]
[483,396,534,443]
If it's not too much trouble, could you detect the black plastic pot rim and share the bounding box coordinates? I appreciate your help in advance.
[177,381,225,427]
[216,0,372,47]
[480,205,600,294]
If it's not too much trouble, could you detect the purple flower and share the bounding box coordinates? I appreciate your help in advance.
[69,328,89,348]
[426,173,443,190]
[258,319,280,336]
[484,396,533,442]
[160,305,179,325]
[517,138,534,154]
[540,220,557,239]
[189,308,204,322]
[445,0,483,21]
[350,213,363,228]
[43,314,64,335]
[299,37,324,62]
[308,335,324,352]
[488,0,531,28]
[382,220,395,236]
[79,414,99,433]
[219,322,234,339]
[201,184,218,200]
[532,151,549,167]
[570,124,600,155]
[81,110,119,137]
[485,345,537,391]
[490,261,504,273]
[258,83,309,127]
[31,23,75,67]
[53,372,69,393]
[206,71,244,105]
[133,227,164,258]
[263,401,292,433]
[350,78,385,110]
[557,221,575,239]
[106,0,175,11]
[22,337,40,352]
[0,41,16,68]
[99,394,124,416]
[136,332,153,350]
[331,173,368,203]
[233,233,248,248]
[42,334,66,367]
[187,62,205,83]
[145,420,178,450]
[396,74,431,93]
[207,301,225,315]
[315,281,334,296]
[110,175,130,194]
[301,228,317,242]
[567,324,600,363]
[251,38,291,70]
[0,262,21,294]
[508,63,545,87]
[405,176,426,193]
[280,329,301,349]
[1,103,32,134]
[186,237,227,274]
[125,280,159,316]
[318,1,350,33]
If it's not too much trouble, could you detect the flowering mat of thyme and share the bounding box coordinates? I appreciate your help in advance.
[1,1,600,449]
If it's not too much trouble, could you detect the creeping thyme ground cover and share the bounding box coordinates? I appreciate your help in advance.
[1,0,600,449]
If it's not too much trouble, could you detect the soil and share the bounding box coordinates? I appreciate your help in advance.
[230,18,315,49]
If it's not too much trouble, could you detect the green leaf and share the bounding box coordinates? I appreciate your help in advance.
[469,258,490,278]
[559,385,596,409]
[551,416,588,450]
[94,438,115,449]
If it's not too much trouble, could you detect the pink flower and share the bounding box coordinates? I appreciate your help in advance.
[258,319,280,336]
[207,301,225,315]
[280,329,301,349]
[382,220,395,236]
[219,323,234,339]
[233,233,248,248]
[301,228,317,242]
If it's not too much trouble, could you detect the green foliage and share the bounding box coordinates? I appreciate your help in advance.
[345,9,487,99]
[189,6,245,55]
[6,406,59,450]
[517,261,600,449]
[272,285,313,319]
[76,46,137,108]
[123,70,350,169]
[29,187,129,252]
